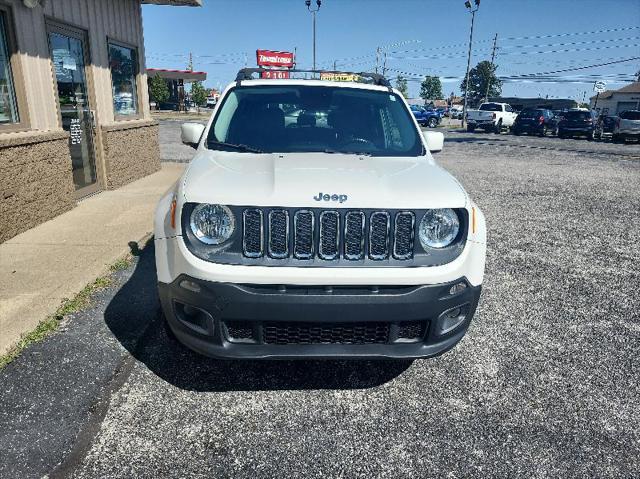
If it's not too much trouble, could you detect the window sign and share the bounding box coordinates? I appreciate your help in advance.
[0,12,18,124]
[108,42,138,117]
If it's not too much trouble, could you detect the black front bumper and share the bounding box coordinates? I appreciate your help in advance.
[159,276,482,359]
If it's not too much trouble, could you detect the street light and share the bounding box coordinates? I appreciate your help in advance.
[305,0,322,71]
[461,0,480,128]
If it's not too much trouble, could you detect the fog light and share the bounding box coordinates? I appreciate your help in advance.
[449,282,467,295]
[436,304,470,336]
[179,279,201,293]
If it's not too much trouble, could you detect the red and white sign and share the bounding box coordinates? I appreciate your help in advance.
[256,50,294,68]
[260,70,290,80]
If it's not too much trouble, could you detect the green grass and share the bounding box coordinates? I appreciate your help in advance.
[0,263,125,369]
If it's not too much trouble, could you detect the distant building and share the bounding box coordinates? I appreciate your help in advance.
[589,82,640,115]
[489,97,578,111]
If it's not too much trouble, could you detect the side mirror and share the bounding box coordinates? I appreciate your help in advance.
[423,130,444,154]
[181,122,205,149]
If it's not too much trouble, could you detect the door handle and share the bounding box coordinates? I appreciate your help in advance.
[90,110,96,130]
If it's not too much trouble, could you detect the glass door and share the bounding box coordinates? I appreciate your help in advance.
[47,24,98,197]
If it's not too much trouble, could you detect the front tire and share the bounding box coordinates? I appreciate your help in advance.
[467,125,476,132]
[539,125,547,137]
[494,120,502,134]
[428,117,438,128]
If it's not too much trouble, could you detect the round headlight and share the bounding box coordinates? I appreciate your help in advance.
[419,209,460,249]
[190,204,235,245]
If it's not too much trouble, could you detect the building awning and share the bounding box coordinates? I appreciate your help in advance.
[147,68,207,82]
[142,0,202,6]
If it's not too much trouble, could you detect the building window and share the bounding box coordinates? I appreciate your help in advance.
[0,11,18,124]
[108,42,138,117]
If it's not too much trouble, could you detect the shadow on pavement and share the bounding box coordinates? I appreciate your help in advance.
[104,242,412,393]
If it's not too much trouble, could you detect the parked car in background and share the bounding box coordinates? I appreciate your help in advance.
[450,106,464,119]
[511,108,558,136]
[612,110,640,143]
[594,115,616,140]
[466,102,518,133]
[410,105,440,128]
[557,109,598,140]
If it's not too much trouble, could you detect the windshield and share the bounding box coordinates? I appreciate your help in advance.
[518,109,543,118]
[207,85,423,156]
[620,110,640,120]
[479,103,502,112]
[564,111,590,120]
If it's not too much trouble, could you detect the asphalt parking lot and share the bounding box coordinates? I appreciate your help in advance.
[1,124,639,478]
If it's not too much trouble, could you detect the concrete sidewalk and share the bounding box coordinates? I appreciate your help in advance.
[0,163,185,354]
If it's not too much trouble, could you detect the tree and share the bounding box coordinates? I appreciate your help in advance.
[190,81,208,112]
[148,74,169,110]
[420,76,443,101]
[395,75,409,98]
[460,60,502,108]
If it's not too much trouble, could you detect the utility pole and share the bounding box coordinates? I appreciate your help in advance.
[305,0,322,71]
[333,60,337,71]
[187,52,193,72]
[462,0,480,129]
[485,33,497,102]
[375,46,381,74]
[382,52,388,76]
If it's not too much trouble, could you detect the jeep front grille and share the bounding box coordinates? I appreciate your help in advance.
[242,208,416,261]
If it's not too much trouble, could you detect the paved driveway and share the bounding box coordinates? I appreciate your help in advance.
[1,127,639,478]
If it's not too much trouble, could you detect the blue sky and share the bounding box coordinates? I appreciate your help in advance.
[142,0,640,101]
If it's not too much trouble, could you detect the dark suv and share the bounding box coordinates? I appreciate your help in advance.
[557,110,598,140]
[512,108,557,136]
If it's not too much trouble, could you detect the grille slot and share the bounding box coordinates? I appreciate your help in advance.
[241,208,419,262]
[344,211,365,260]
[263,321,390,345]
[294,210,314,259]
[319,211,340,260]
[268,210,289,258]
[369,211,390,260]
[393,212,415,259]
[243,209,263,257]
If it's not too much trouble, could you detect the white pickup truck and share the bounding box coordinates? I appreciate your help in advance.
[613,110,640,143]
[466,102,518,133]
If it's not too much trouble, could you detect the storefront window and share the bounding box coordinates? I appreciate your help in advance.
[0,12,19,124]
[108,42,138,117]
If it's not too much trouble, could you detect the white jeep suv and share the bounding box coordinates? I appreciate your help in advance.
[154,69,487,359]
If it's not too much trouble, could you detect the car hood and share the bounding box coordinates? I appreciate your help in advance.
[181,151,467,209]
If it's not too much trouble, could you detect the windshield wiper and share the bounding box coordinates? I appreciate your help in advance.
[208,141,264,153]
[321,149,372,156]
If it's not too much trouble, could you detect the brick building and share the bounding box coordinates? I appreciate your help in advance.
[0,0,201,243]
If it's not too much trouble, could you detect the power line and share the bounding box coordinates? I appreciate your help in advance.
[498,36,640,50]
[500,25,639,41]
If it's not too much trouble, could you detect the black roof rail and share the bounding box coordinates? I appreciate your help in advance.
[235,68,391,88]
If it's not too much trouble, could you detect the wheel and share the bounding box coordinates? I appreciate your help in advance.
[427,117,438,128]
[552,127,559,136]
[539,126,547,137]
[494,120,502,134]
[557,130,565,139]
[587,130,595,141]
[466,125,476,132]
